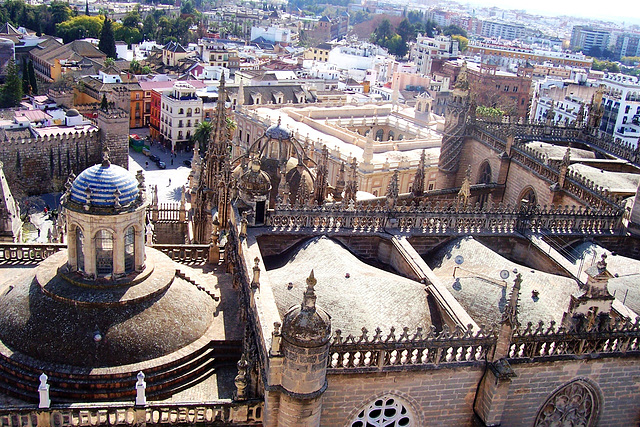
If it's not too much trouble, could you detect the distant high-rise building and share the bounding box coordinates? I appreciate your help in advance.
[570,26,610,53]
[614,32,640,59]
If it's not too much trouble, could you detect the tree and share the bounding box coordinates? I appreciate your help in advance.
[55,15,103,43]
[28,60,37,95]
[98,16,117,59]
[192,121,213,153]
[443,25,467,38]
[451,35,468,53]
[396,18,414,44]
[1,60,23,107]
[85,0,89,16]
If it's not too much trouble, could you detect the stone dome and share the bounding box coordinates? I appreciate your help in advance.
[66,108,80,117]
[70,162,139,208]
[238,159,272,200]
[265,122,291,141]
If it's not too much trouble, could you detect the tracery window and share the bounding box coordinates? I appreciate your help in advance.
[518,187,537,210]
[535,380,599,427]
[351,395,413,427]
[95,229,113,277]
[477,161,492,208]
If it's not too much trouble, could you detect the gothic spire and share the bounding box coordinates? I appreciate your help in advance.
[412,150,426,197]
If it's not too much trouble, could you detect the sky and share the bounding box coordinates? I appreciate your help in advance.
[464,0,640,25]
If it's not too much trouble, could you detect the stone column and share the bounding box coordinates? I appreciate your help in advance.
[135,227,145,270]
[113,227,125,277]
[67,225,77,270]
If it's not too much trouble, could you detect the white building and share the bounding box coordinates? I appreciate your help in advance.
[410,35,459,75]
[250,26,291,44]
[600,74,640,147]
[158,82,203,152]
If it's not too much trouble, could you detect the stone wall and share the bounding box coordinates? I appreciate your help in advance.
[0,109,129,198]
[0,131,102,197]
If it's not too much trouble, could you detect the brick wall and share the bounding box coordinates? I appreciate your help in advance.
[318,357,640,426]
[321,367,485,427]
[455,138,584,208]
[501,358,640,426]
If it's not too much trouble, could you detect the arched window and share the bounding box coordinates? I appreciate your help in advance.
[535,380,599,426]
[95,229,113,277]
[375,129,384,141]
[477,162,492,208]
[351,395,413,427]
[76,226,84,273]
[518,187,537,210]
[478,162,492,184]
[179,108,184,114]
[387,130,395,140]
[124,226,135,274]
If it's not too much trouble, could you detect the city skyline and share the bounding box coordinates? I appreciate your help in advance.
[465,0,640,26]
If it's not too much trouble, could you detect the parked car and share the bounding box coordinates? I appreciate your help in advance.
[149,155,160,162]
[183,159,192,167]
[156,161,166,169]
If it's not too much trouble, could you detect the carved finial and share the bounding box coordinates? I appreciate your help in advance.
[38,372,50,409]
[251,257,261,289]
[503,273,522,327]
[102,147,111,167]
[113,188,121,208]
[597,253,607,270]
[302,270,317,311]
[234,354,248,400]
[277,115,282,126]
[84,186,92,210]
[563,147,571,166]
[135,371,146,406]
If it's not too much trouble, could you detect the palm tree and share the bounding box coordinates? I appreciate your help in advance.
[192,121,213,153]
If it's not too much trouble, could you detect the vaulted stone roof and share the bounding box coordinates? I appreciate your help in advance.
[268,236,434,336]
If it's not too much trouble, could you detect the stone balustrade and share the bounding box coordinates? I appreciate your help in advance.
[327,316,640,372]
[328,325,495,372]
[265,202,623,236]
[509,317,640,360]
[0,244,210,265]
[0,243,65,264]
[0,400,263,426]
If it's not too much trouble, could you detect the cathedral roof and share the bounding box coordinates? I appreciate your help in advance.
[268,237,434,336]
[70,162,139,208]
[428,236,581,328]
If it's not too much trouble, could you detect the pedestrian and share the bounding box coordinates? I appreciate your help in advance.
[171,158,174,166]
[168,178,171,186]
[145,161,149,168]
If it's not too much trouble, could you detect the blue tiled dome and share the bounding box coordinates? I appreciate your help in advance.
[70,163,139,207]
